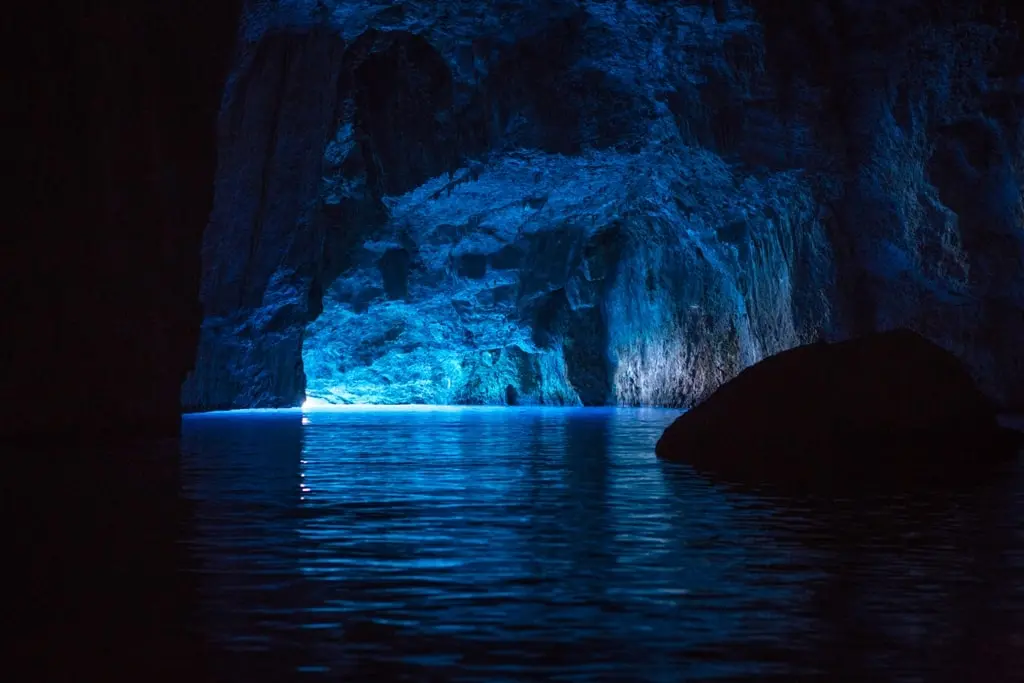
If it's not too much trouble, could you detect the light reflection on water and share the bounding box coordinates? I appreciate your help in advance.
[180,408,1024,682]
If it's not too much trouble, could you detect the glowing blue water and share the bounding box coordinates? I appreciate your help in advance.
[181,408,1024,682]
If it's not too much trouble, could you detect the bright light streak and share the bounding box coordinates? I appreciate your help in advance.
[301,396,334,410]
[297,401,678,416]
[301,401,489,413]
[183,407,302,418]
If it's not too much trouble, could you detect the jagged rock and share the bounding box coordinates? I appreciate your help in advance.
[185,0,1024,411]
[183,28,351,410]
[655,329,1021,483]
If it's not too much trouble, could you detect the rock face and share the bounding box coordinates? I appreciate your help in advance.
[185,0,1024,411]
[4,1,241,440]
[655,329,1020,480]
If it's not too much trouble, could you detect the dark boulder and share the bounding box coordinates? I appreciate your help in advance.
[655,329,1021,484]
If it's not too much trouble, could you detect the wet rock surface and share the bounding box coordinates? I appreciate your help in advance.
[186,0,1024,411]
[655,329,1021,485]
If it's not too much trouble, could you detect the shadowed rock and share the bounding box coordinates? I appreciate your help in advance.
[5,0,242,440]
[655,329,1021,485]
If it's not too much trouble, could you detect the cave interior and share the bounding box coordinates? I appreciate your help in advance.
[6,0,1023,440]
[185,0,1024,417]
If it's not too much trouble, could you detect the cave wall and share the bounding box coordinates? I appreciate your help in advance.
[3,1,242,440]
[187,0,1023,411]
[182,28,349,410]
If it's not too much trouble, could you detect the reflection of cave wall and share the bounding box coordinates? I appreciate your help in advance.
[189,0,1024,411]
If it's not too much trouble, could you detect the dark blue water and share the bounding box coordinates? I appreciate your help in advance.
[173,407,1024,682]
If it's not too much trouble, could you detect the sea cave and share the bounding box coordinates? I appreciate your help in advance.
[183,0,1024,414]
[9,1,1024,681]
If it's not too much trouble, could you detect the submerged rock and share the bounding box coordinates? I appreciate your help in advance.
[655,329,1021,482]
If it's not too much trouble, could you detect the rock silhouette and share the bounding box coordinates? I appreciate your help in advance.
[656,329,1021,485]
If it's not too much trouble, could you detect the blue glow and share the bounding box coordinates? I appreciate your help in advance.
[301,396,334,410]
[300,402,639,413]
[178,407,1024,679]
[300,146,821,409]
[184,407,303,419]
[302,400,482,413]
[185,0,1024,415]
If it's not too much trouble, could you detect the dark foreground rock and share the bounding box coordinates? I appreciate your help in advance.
[5,1,241,440]
[655,329,1021,483]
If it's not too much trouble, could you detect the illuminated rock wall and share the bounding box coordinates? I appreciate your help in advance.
[185,0,1023,410]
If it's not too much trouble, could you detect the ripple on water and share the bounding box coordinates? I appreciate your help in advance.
[181,407,1024,682]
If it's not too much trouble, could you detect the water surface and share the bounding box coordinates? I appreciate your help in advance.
[178,407,1024,682]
